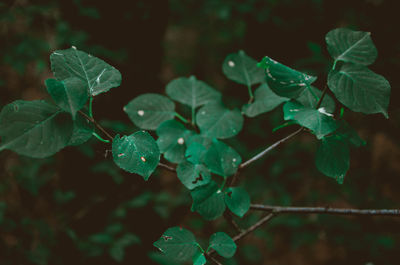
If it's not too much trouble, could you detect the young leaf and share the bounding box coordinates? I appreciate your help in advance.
[177,161,211,190]
[224,187,250,218]
[327,63,390,118]
[325,28,377,66]
[208,232,237,258]
[50,46,121,96]
[196,103,243,139]
[283,101,338,139]
[203,139,242,178]
[222,50,265,87]
[315,135,350,184]
[153,227,198,262]
[191,181,226,220]
[242,83,288,117]
[166,76,221,109]
[45,78,88,119]
[124,93,175,130]
[156,120,193,163]
[258,56,317,98]
[68,113,94,146]
[112,131,160,180]
[296,86,335,113]
[192,251,207,265]
[0,100,73,158]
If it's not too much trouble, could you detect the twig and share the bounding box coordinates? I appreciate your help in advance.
[158,162,176,172]
[205,253,223,265]
[78,110,114,141]
[239,128,303,169]
[223,212,243,233]
[250,204,400,217]
[315,85,329,109]
[232,213,275,242]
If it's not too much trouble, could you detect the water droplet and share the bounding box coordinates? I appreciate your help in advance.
[71,45,77,50]
[118,153,125,157]
[177,137,184,145]
[217,189,222,194]
[228,60,235,67]
[137,110,145,116]
[232,158,237,162]
[141,156,146,162]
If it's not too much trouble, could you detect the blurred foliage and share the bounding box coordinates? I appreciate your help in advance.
[1,0,400,264]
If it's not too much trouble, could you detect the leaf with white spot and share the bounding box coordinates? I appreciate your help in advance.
[326,28,377,66]
[177,161,211,190]
[327,63,390,118]
[258,56,317,98]
[208,232,237,258]
[203,139,241,178]
[224,187,250,218]
[153,227,198,262]
[0,100,73,158]
[283,101,338,139]
[50,47,121,96]
[222,50,265,87]
[242,83,288,117]
[196,103,243,139]
[191,181,226,220]
[124,93,176,130]
[156,120,194,163]
[112,131,160,180]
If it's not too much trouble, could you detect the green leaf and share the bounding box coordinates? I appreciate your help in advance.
[112,131,160,180]
[325,28,377,66]
[156,120,194,163]
[242,83,288,117]
[177,161,211,190]
[68,113,94,146]
[166,76,221,109]
[224,187,250,217]
[45,78,88,119]
[208,232,237,258]
[0,100,73,158]
[153,227,198,262]
[283,101,338,139]
[124,93,176,130]
[185,135,212,164]
[315,135,349,184]
[222,50,264,87]
[191,181,226,220]
[50,46,122,96]
[334,120,365,147]
[296,86,335,113]
[193,252,206,265]
[258,56,317,98]
[203,139,241,178]
[196,103,243,139]
[327,63,390,118]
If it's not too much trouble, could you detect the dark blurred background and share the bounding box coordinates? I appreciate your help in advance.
[1,0,399,264]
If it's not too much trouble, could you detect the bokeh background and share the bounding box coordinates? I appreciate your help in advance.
[1,0,400,264]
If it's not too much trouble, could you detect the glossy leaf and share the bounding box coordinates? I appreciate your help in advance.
[242,83,288,117]
[258,56,317,98]
[191,181,226,220]
[177,161,211,190]
[196,103,243,139]
[328,63,390,118]
[209,232,237,258]
[185,135,212,164]
[296,86,335,113]
[68,113,94,146]
[166,76,221,108]
[124,93,175,130]
[222,50,264,87]
[193,251,206,265]
[153,227,198,262]
[334,120,365,147]
[156,120,193,163]
[112,131,160,180]
[50,47,121,96]
[326,28,377,66]
[203,139,241,178]
[45,78,88,119]
[283,101,338,139]
[224,187,250,217]
[0,100,73,158]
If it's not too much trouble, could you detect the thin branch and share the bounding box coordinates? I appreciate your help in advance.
[158,162,176,172]
[205,253,223,265]
[315,85,329,109]
[232,213,275,242]
[78,110,114,141]
[250,204,400,217]
[239,127,303,169]
[223,211,243,233]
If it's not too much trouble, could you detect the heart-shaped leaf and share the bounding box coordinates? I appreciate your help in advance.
[224,187,250,217]
[191,181,226,220]
[326,28,377,66]
[0,100,73,158]
[196,103,243,139]
[208,232,237,258]
[258,56,317,98]
[50,47,121,96]
[112,131,160,180]
[328,63,390,118]
[222,50,265,87]
[124,93,176,130]
[177,161,211,190]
